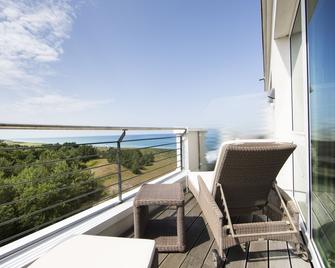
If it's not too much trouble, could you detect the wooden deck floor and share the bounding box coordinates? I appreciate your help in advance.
[122,192,312,268]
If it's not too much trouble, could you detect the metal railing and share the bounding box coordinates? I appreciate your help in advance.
[0,124,186,246]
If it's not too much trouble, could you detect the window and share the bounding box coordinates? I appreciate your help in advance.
[290,4,308,221]
[308,0,335,266]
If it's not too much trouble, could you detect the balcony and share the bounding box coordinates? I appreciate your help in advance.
[122,192,311,268]
[0,124,312,267]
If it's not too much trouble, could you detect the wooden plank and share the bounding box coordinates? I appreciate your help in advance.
[287,243,311,268]
[201,239,217,268]
[159,210,205,268]
[180,223,214,268]
[224,216,250,268]
[268,241,291,268]
[202,217,240,268]
[224,243,249,268]
[247,240,268,268]
[119,191,312,268]
[123,192,194,238]
[158,195,200,265]
[119,192,196,266]
[246,215,268,268]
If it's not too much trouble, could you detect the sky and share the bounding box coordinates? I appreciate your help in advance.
[0,0,266,130]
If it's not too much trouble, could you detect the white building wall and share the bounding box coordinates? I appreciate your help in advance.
[270,36,294,193]
[262,1,322,266]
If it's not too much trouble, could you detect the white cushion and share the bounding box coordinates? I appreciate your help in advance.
[187,171,215,194]
[29,235,156,268]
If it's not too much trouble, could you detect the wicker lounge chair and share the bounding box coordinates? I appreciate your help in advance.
[187,140,309,266]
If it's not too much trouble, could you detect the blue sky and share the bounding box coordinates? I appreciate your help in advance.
[0,0,266,129]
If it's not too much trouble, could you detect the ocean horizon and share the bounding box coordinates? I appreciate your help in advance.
[2,130,222,163]
[1,126,273,164]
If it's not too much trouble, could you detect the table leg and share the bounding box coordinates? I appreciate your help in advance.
[177,205,185,251]
[134,206,140,238]
[134,206,149,238]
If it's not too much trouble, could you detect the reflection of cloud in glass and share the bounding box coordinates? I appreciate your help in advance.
[310,83,335,141]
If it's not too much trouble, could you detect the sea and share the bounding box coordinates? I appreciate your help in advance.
[6,129,222,164]
[1,93,273,165]
[5,129,272,164]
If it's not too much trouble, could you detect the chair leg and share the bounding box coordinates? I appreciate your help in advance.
[293,243,310,262]
[185,186,189,194]
[212,249,225,268]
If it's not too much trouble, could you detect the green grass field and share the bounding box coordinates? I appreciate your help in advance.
[2,139,43,147]
[86,148,178,199]
[2,140,178,201]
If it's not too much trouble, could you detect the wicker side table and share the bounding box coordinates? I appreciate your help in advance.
[134,183,185,252]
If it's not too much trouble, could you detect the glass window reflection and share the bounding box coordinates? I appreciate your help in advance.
[308,0,335,266]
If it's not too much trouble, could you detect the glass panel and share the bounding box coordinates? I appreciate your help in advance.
[291,6,304,132]
[308,0,335,266]
[290,5,308,221]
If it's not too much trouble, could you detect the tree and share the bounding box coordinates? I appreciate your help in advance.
[106,148,155,174]
[0,143,102,244]
[0,172,17,240]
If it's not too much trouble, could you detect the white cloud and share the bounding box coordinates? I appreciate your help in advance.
[0,0,74,89]
[0,1,115,126]
[16,94,113,113]
[201,92,273,136]
[0,93,113,124]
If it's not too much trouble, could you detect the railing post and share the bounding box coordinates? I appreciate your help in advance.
[117,129,127,202]
[183,129,207,171]
[179,135,183,170]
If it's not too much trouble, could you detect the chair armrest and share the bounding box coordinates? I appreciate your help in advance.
[277,186,300,215]
[277,186,300,227]
[197,176,224,249]
[267,186,300,228]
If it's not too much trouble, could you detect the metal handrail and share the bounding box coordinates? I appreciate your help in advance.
[0,171,121,208]
[134,141,179,150]
[123,165,181,192]
[0,125,185,246]
[0,123,187,131]
[122,160,179,183]
[122,135,180,143]
[0,162,127,189]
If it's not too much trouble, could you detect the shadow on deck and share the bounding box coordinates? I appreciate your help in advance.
[122,192,312,268]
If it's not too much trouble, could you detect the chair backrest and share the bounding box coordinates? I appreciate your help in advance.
[212,140,296,210]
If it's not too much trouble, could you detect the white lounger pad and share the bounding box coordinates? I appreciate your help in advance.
[187,171,215,194]
[29,235,156,268]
